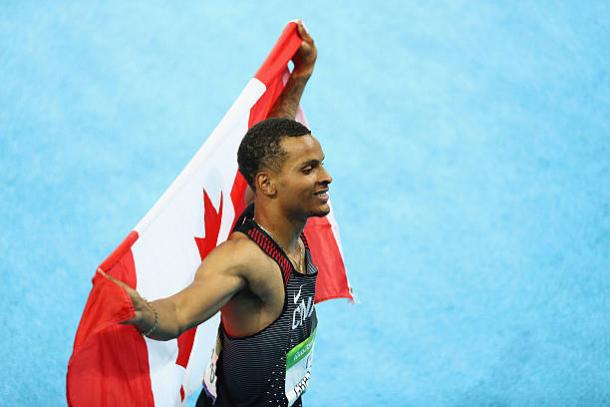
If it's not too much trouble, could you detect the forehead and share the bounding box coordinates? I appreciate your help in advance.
[280,134,324,164]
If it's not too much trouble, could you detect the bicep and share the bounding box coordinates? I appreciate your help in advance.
[169,242,248,331]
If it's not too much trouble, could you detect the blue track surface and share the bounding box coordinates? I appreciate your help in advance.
[1,1,609,405]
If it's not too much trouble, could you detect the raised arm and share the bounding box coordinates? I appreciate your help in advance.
[101,239,253,341]
[267,20,317,119]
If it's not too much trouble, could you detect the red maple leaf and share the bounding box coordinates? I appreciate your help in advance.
[175,189,224,400]
[194,189,224,261]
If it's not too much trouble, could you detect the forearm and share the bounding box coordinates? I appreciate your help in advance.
[134,297,183,341]
[134,270,243,340]
[267,20,316,119]
[267,73,312,119]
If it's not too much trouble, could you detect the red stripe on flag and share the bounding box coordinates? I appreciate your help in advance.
[98,231,139,278]
[229,26,300,233]
[230,172,248,231]
[244,21,353,304]
[305,217,353,303]
[254,21,302,86]
[249,67,290,128]
[67,232,155,407]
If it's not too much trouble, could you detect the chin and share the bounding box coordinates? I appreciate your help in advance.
[308,204,331,218]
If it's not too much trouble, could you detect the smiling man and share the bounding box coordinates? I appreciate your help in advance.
[102,21,332,406]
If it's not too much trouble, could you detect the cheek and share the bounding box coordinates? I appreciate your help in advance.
[276,171,327,213]
[279,178,313,200]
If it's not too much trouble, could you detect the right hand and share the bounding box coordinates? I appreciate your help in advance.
[97,268,154,329]
[291,20,317,78]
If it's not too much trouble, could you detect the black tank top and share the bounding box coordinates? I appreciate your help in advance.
[200,205,319,407]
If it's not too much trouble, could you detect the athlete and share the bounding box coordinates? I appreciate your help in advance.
[102,21,331,406]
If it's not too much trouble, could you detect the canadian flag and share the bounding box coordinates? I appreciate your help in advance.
[67,21,353,406]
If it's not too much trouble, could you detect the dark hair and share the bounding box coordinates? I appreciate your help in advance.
[237,118,311,189]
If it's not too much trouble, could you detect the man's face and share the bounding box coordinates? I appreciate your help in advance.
[273,134,332,218]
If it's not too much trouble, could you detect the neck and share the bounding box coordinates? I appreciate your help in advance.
[252,200,306,253]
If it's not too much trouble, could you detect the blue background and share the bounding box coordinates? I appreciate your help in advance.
[1,1,609,405]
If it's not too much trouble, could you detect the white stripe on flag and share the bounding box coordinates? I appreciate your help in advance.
[132,78,266,406]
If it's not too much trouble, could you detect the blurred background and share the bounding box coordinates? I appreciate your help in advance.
[1,1,609,405]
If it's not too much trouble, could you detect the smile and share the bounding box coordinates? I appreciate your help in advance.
[314,189,329,201]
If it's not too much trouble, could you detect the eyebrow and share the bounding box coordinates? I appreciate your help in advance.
[299,157,325,168]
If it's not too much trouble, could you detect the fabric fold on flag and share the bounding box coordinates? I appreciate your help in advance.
[67,21,353,407]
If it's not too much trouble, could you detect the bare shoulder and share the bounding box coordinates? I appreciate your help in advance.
[225,232,283,299]
[200,232,273,277]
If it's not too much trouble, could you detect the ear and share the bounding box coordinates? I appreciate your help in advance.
[255,171,277,197]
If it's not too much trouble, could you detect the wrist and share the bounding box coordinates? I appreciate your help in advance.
[139,299,159,337]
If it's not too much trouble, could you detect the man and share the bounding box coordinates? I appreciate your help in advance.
[102,21,331,406]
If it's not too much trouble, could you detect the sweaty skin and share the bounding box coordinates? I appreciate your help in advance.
[102,21,332,341]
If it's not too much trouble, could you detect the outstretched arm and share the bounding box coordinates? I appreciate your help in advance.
[101,240,251,341]
[267,20,317,119]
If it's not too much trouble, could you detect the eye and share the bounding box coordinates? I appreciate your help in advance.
[302,166,313,174]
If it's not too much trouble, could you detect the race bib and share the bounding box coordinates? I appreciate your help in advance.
[202,333,221,401]
[285,328,317,406]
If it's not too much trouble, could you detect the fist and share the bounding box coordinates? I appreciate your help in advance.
[292,20,317,78]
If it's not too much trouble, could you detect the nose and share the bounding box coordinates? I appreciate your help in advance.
[320,165,332,185]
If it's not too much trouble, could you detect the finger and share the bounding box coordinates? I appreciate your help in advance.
[296,20,313,43]
[97,268,131,290]
[98,268,120,284]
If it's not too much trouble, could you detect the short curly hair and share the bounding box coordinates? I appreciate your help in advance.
[237,118,311,189]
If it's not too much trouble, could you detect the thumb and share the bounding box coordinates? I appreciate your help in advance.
[97,268,132,291]
[97,268,142,322]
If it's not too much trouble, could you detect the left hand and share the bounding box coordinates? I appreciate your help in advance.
[292,20,317,78]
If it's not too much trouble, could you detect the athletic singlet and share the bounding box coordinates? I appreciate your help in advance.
[200,205,318,407]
